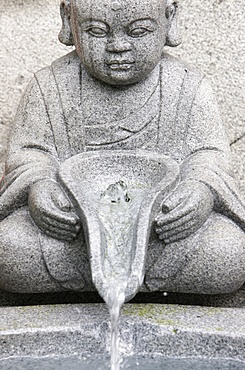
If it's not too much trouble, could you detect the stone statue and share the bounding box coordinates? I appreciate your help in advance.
[0,0,244,297]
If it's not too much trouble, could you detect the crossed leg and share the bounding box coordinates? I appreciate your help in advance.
[0,207,93,293]
[1,209,244,295]
[144,213,245,294]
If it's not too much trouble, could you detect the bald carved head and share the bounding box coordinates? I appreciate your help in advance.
[59,0,181,85]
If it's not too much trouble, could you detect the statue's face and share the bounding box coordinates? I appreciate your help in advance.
[70,0,167,85]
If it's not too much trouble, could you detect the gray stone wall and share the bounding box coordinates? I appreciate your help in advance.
[173,0,245,198]
[0,0,244,197]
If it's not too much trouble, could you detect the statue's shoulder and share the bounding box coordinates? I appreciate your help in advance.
[51,50,80,72]
[161,52,204,84]
[35,50,80,82]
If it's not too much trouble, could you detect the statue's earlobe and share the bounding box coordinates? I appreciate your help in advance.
[58,0,74,46]
[165,1,182,47]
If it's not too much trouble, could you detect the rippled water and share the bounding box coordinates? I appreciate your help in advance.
[1,355,244,370]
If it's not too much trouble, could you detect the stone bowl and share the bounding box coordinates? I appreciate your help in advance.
[59,150,179,301]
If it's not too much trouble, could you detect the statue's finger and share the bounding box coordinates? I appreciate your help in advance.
[155,203,193,226]
[53,189,73,212]
[161,191,187,213]
[164,227,200,244]
[45,208,79,225]
[158,233,165,241]
[155,227,162,234]
[42,215,80,232]
[42,224,78,240]
[161,220,197,239]
[156,210,195,233]
[157,227,192,243]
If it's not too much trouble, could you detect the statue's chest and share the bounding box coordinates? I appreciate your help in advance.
[61,60,191,160]
[81,84,161,151]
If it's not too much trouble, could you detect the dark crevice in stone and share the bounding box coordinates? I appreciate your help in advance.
[0,286,244,308]
[230,133,245,146]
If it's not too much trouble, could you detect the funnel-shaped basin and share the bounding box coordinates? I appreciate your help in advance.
[59,150,179,301]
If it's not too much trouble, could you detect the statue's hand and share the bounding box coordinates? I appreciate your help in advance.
[28,179,80,241]
[155,180,214,243]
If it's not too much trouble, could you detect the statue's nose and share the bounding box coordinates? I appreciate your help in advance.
[106,38,132,53]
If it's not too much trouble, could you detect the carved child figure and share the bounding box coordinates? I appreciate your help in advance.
[0,0,244,294]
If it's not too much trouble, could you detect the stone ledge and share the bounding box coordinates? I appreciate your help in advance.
[0,304,244,361]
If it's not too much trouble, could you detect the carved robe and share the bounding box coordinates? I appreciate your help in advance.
[1,51,244,228]
[0,51,244,293]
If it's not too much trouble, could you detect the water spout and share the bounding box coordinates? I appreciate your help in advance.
[59,150,179,369]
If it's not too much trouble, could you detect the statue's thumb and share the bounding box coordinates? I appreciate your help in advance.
[56,191,72,212]
[161,192,182,213]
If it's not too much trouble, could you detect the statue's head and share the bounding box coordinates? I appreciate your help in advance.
[59,0,181,85]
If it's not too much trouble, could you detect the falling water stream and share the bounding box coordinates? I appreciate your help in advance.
[97,181,146,370]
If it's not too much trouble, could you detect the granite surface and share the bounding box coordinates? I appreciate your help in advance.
[0,0,244,300]
[0,0,244,198]
[0,304,245,361]
[0,5,244,367]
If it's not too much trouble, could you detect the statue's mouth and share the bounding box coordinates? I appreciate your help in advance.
[107,61,135,71]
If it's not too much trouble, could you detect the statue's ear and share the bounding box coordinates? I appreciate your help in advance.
[165,0,182,47]
[58,0,74,46]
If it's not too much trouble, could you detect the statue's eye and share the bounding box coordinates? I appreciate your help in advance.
[128,27,153,38]
[87,27,108,38]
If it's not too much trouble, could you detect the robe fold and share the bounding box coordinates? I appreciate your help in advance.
[0,50,244,231]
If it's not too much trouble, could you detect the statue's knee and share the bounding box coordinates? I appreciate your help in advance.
[0,209,89,293]
[0,213,31,290]
[189,213,245,293]
[146,213,245,294]
[0,209,52,293]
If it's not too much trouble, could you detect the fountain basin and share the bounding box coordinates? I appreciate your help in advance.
[1,304,245,367]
